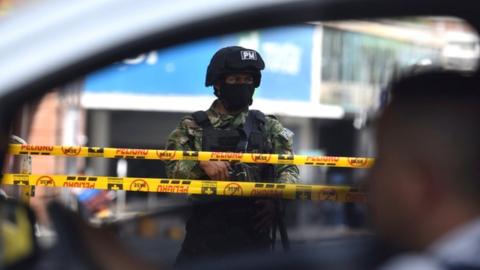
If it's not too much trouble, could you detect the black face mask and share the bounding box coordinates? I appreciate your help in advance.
[218,83,255,111]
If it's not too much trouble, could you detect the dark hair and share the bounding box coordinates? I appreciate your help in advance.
[390,70,480,103]
[386,71,480,202]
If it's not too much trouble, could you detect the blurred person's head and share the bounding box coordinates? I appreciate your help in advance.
[205,46,265,112]
[368,71,480,251]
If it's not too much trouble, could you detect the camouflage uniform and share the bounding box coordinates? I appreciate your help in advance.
[165,100,299,183]
[166,100,299,263]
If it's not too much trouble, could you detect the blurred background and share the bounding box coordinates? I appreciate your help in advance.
[2,0,479,265]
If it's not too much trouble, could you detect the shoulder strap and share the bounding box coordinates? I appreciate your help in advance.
[249,110,266,122]
[237,110,266,151]
[247,109,266,133]
[191,111,212,129]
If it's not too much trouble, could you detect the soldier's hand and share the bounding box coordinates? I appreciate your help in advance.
[199,161,231,180]
[253,199,276,233]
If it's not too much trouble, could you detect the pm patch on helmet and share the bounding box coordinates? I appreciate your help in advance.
[205,46,265,87]
[240,50,257,60]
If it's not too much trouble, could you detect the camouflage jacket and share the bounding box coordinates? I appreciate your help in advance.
[165,100,299,184]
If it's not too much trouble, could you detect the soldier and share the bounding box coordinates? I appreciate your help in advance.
[165,46,299,264]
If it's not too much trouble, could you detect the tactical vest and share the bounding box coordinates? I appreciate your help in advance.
[192,109,274,182]
[176,110,276,263]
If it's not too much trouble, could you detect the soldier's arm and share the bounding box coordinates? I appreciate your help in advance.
[164,117,205,180]
[266,116,300,184]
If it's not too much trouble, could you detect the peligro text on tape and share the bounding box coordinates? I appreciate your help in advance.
[8,144,374,169]
[157,179,190,193]
[63,176,97,189]
[114,149,149,159]
[249,183,285,198]
[305,156,339,166]
[18,145,53,156]
[1,174,367,203]
[210,152,243,161]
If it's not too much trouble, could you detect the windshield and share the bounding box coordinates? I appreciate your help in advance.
[2,16,478,268]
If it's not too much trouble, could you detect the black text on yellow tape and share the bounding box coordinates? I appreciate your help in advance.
[88,147,104,157]
[35,175,56,187]
[107,177,123,190]
[155,150,176,160]
[61,146,82,156]
[278,154,295,164]
[201,181,217,196]
[250,153,272,163]
[347,158,369,168]
[223,183,243,196]
[1,174,367,203]
[12,174,29,186]
[296,185,312,200]
[182,151,199,161]
[130,179,150,192]
[8,144,374,169]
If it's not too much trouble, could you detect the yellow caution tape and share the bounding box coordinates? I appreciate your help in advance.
[1,174,367,203]
[8,144,374,168]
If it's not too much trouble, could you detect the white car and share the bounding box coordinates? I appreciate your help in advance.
[0,0,478,269]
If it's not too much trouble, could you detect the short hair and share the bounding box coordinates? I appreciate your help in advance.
[389,71,480,104]
[383,71,480,202]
